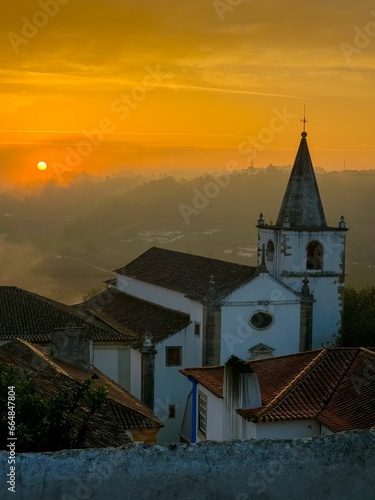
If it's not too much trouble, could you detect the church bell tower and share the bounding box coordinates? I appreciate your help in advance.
[257,127,348,348]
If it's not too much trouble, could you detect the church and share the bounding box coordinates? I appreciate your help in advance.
[79,128,348,442]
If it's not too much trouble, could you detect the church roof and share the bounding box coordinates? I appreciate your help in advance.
[181,348,375,433]
[76,287,191,345]
[276,131,327,228]
[0,286,136,343]
[114,247,258,301]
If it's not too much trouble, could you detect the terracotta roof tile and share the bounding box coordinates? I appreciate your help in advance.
[114,247,258,301]
[318,349,375,432]
[180,366,223,398]
[182,348,375,433]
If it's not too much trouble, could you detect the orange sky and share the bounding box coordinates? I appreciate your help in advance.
[1,0,375,185]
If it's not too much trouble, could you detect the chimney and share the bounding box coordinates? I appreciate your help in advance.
[223,356,261,439]
[50,326,93,370]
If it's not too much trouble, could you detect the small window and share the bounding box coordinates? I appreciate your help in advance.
[198,392,207,439]
[168,404,176,419]
[249,311,274,330]
[266,240,274,262]
[166,346,182,367]
[194,322,201,336]
[306,241,323,270]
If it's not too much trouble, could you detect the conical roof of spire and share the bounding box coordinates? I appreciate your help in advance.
[276,131,327,228]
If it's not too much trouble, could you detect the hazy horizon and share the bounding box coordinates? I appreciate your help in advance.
[2,1,375,185]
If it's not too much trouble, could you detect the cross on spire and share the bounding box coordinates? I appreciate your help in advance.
[301,105,308,133]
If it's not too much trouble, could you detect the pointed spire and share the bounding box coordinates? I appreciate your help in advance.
[276,129,327,228]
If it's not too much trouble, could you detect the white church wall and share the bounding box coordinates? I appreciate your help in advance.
[220,275,301,363]
[258,226,346,348]
[116,275,194,314]
[280,230,345,276]
[225,273,299,303]
[304,276,341,348]
[258,227,346,279]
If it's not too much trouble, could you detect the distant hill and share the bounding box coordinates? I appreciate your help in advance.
[1,168,375,302]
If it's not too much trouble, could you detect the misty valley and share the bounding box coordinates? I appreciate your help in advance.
[0,166,374,305]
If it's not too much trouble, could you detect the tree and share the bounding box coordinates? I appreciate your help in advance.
[0,366,108,452]
[335,286,375,347]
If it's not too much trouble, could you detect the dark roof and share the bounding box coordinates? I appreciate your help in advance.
[0,286,136,343]
[76,287,191,344]
[114,247,258,301]
[276,132,327,228]
[0,340,162,448]
[181,348,375,433]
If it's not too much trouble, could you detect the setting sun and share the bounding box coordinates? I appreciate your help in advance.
[37,161,47,171]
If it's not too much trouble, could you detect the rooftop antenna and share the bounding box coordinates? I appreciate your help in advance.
[301,105,308,133]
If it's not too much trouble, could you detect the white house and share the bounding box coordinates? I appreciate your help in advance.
[180,349,375,442]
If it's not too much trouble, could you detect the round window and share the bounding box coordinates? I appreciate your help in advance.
[249,311,274,330]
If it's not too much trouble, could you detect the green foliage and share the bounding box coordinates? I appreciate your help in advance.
[336,286,375,347]
[0,366,108,452]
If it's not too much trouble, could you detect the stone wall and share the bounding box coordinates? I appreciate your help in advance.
[1,430,374,499]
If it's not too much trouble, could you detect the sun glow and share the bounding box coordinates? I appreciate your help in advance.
[37,161,47,171]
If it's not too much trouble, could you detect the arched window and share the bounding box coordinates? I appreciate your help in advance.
[306,241,323,270]
[266,240,274,261]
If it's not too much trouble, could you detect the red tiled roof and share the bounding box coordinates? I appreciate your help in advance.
[114,247,258,301]
[318,348,375,432]
[181,348,375,433]
[180,366,224,398]
[243,349,357,423]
